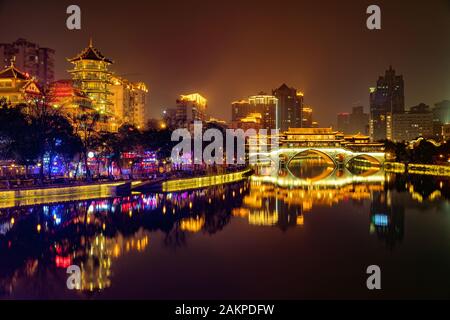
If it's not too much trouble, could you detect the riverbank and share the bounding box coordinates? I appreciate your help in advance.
[0,168,253,209]
[385,162,450,177]
[0,181,143,209]
[161,168,253,192]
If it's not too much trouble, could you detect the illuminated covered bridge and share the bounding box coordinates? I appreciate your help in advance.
[254,128,385,167]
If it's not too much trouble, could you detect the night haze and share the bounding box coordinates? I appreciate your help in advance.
[0,0,448,125]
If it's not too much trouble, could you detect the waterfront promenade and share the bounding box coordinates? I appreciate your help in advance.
[0,168,252,209]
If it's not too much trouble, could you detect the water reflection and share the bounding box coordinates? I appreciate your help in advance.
[369,191,404,249]
[233,182,386,231]
[288,151,335,181]
[0,183,248,297]
[0,167,449,298]
[346,156,382,176]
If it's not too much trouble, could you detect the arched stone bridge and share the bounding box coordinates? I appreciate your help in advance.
[253,147,386,167]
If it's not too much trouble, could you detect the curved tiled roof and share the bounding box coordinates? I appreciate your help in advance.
[0,63,30,80]
[68,40,113,64]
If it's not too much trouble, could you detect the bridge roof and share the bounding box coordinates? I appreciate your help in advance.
[285,127,337,134]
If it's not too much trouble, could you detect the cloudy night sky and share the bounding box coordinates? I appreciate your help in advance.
[0,0,449,126]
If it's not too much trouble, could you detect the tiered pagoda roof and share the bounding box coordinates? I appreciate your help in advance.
[68,39,113,64]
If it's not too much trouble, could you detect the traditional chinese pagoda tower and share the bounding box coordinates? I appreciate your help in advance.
[67,39,114,115]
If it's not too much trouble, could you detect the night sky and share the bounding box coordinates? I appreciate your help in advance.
[0,0,448,126]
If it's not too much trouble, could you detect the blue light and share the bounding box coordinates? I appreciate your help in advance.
[373,214,389,227]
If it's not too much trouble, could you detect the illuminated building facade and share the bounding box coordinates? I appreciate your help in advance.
[176,93,208,127]
[248,94,278,130]
[0,61,41,105]
[272,84,303,131]
[46,79,94,119]
[231,94,278,130]
[231,112,262,130]
[0,38,55,86]
[301,106,313,127]
[369,66,405,141]
[68,40,114,117]
[281,127,384,153]
[232,99,252,122]
[392,103,433,142]
[283,127,345,148]
[109,75,148,129]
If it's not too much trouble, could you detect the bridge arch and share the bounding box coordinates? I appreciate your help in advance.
[287,149,336,167]
[346,154,382,167]
[346,154,382,177]
[286,149,337,181]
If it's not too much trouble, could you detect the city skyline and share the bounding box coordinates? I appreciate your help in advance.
[0,0,448,126]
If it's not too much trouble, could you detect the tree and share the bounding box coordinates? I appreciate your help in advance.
[24,97,84,181]
[384,140,409,163]
[0,100,39,177]
[118,124,143,179]
[71,112,100,180]
[142,127,175,160]
[411,140,437,164]
[94,131,120,179]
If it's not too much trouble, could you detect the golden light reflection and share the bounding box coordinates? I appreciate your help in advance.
[234,180,385,227]
[79,231,150,292]
[180,216,205,233]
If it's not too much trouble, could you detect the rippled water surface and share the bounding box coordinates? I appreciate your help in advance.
[1,167,450,299]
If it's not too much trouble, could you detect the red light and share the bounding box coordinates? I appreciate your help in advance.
[55,256,72,268]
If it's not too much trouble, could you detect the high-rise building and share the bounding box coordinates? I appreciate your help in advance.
[248,93,278,130]
[162,108,178,130]
[392,103,433,142]
[37,48,55,87]
[337,112,350,133]
[231,93,278,131]
[337,106,370,134]
[68,40,114,116]
[0,60,41,105]
[272,84,303,131]
[230,112,262,131]
[301,106,313,128]
[176,93,208,127]
[231,99,252,122]
[369,66,405,141]
[349,106,370,135]
[0,38,55,86]
[432,100,450,140]
[110,76,148,129]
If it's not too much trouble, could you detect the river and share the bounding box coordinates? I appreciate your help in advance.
[1,164,449,299]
